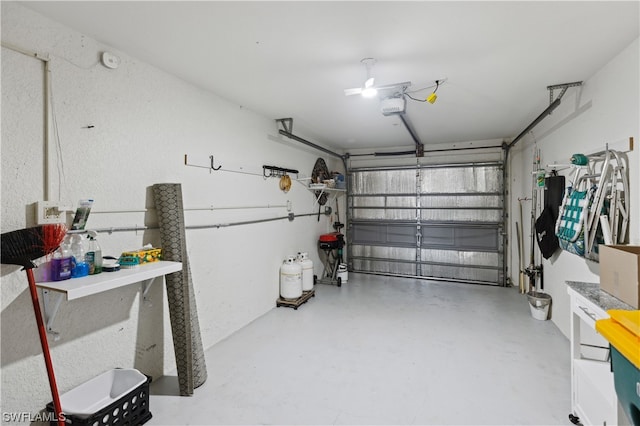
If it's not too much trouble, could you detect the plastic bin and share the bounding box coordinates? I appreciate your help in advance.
[47,369,152,426]
[595,310,640,425]
[527,291,551,320]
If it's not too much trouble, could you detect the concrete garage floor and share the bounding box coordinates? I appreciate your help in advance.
[148,273,571,425]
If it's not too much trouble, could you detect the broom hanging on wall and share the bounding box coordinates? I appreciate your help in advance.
[1,224,67,426]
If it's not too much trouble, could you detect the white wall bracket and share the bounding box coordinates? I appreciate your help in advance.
[41,278,160,336]
[42,289,63,340]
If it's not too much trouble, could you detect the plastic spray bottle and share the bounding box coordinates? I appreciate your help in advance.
[85,230,103,275]
[70,233,89,278]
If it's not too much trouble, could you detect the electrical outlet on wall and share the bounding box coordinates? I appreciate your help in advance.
[36,201,68,224]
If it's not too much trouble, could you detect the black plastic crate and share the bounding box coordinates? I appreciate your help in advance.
[47,374,152,426]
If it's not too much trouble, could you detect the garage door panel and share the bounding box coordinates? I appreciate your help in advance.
[348,163,505,285]
[351,169,416,194]
[420,224,497,250]
[352,197,386,208]
[351,244,417,275]
[351,224,385,244]
[419,264,500,282]
[352,258,417,275]
[352,223,416,246]
[420,209,502,222]
[419,194,503,208]
[420,167,502,193]
[421,227,455,246]
[352,196,416,220]
[420,248,500,268]
[387,196,416,207]
[351,244,415,260]
[454,227,498,251]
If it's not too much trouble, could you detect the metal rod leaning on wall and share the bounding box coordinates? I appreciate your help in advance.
[67,212,321,234]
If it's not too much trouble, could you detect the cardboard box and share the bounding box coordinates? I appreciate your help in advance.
[599,245,640,308]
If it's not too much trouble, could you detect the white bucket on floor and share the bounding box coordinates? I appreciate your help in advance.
[337,263,348,282]
[527,291,551,321]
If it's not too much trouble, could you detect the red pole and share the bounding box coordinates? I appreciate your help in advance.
[25,268,65,426]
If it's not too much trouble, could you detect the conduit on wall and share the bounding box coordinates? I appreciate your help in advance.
[86,204,290,215]
[1,41,53,200]
[66,212,321,235]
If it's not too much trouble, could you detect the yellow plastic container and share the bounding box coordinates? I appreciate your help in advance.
[596,310,640,369]
[595,310,640,425]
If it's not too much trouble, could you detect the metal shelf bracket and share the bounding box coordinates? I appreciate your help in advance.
[42,289,64,340]
[547,81,583,106]
[40,277,159,337]
[141,277,156,303]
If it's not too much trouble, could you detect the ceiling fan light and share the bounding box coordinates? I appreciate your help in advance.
[361,87,378,98]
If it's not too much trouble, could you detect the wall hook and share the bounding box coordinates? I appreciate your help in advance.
[210,155,222,172]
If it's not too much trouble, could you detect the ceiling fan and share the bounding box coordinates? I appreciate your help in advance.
[344,58,411,98]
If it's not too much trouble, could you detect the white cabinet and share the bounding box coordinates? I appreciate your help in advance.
[567,281,633,426]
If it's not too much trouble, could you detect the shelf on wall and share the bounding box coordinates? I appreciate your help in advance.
[36,261,182,300]
[305,185,346,206]
[36,261,182,337]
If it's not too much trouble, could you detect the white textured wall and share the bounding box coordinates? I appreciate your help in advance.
[508,37,640,338]
[1,3,343,420]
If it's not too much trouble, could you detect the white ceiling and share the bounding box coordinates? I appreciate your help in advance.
[22,1,640,152]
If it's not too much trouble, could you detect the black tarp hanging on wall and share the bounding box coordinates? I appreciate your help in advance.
[535,175,565,259]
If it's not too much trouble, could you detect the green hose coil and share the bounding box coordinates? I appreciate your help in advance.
[570,153,588,165]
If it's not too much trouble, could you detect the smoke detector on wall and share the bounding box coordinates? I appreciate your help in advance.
[380,96,406,116]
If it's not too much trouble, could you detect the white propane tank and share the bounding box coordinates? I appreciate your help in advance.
[297,252,314,291]
[280,256,302,300]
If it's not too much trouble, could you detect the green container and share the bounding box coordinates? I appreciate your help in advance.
[610,345,640,425]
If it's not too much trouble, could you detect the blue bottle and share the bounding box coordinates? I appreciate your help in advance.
[70,234,89,278]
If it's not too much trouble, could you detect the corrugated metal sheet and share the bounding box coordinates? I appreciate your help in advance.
[352,259,417,276]
[418,264,499,282]
[419,209,501,222]
[348,162,505,285]
[419,194,502,208]
[351,195,417,220]
[350,169,416,194]
[351,244,416,261]
[419,248,500,266]
[419,166,502,193]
